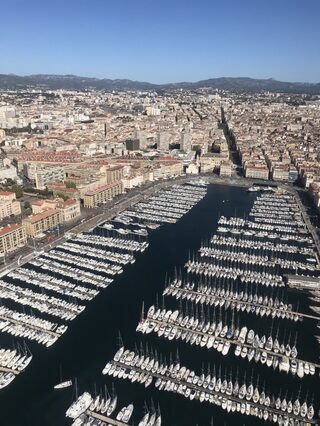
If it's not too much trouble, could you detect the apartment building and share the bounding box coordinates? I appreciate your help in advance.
[57,199,81,222]
[34,166,65,189]
[244,163,270,180]
[47,182,81,200]
[220,161,232,177]
[0,223,27,256]
[31,198,81,222]
[83,181,123,208]
[23,209,62,237]
[271,165,290,181]
[0,191,21,219]
[153,160,183,179]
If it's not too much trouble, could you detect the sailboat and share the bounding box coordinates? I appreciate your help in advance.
[54,365,72,389]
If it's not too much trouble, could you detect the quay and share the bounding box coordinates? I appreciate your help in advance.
[86,410,130,426]
[166,285,320,322]
[110,359,319,425]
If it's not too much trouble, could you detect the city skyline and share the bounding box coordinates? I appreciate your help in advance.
[1,0,319,83]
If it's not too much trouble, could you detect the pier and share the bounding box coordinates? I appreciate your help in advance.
[0,314,61,338]
[109,358,319,425]
[86,410,129,426]
[139,316,320,371]
[165,284,320,321]
[0,366,19,375]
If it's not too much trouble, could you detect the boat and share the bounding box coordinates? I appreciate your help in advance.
[247,186,261,192]
[54,365,72,390]
[54,380,72,390]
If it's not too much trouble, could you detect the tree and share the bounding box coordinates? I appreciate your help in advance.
[66,181,76,189]
[11,184,23,198]
[24,201,31,209]
[58,194,69,201]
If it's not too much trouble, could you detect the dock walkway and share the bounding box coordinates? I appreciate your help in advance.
[0,366,19,375]
[111,359,319,425]
[166,285,320,321]
[86,410,128,426]
[140,316,320,371]
[0,314,60,338]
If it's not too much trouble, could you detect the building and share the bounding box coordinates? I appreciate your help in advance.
[83,181,123,208]
[34,166,65,189]
[122,174,144,190]
[153,159,183,180]
[0,106,16,120]
[31,199,57,214]
[244,163,270,180]
[186,162,199,174]
[0,191,16,202]
[288,167,299,183]
[56,198,81,222]
[157,132,170,151]
[145,106,161,116]
[47,182,81,200]
[22,209,62,237]
[100,165,124,184]
[0,223,27,256]
[200,153,223,173]
[135,130,148,149]
[220,161,232,177]
[0,161,18,181]
[125,139,140,151]
[0,191,21,219]
[180,131,192,152]
[31,197,81,222]
[271,165,290,181]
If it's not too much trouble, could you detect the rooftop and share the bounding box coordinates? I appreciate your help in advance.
[0,223,23,237]
[23,208,60,224]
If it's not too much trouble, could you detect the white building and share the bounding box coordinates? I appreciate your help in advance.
[157,132,170,151]
[34,167,65,189]
[180,131,192,152]
[0,165,18,182]
[0,106,16,121]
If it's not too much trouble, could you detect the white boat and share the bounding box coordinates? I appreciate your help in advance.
[247,186,261,192]
[54,380,72,390]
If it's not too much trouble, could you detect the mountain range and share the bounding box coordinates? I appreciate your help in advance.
[0,74,319,94]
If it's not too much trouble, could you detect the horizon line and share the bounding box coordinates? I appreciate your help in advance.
[1,72,319,86]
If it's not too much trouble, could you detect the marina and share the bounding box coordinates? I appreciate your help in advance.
[0,183,207,393]
[66,387,162,426]
[103,346,317,425]
[0,183,319,426]
[0,345,32,389]
[100,187,320,426]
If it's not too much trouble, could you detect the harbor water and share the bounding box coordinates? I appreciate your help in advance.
[0,184,318,426]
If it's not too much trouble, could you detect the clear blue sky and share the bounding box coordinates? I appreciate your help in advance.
[1,0,319,83]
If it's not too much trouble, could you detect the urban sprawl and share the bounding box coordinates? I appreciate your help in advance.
[0,88,319,258]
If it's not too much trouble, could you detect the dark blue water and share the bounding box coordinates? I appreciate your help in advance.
[0,185,318,426]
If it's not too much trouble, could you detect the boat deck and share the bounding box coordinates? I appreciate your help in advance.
[0,366,19,375]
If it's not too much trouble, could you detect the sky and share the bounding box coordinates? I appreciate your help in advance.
[0,0,319,83]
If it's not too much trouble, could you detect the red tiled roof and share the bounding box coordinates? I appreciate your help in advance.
[0,191,15,196]
[0,223,23,237]
[85,181,121,196]
[23,208,60,223]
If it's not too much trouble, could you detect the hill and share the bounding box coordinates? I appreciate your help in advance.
[0,74,319,94]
